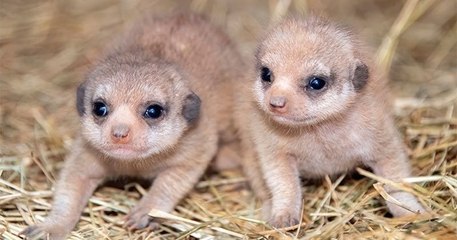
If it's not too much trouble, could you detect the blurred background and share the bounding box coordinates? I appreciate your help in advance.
[0,0,456,238]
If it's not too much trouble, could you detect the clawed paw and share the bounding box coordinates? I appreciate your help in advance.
[20,225,47,239]
[19,223,67,240]
[269,212,300,228]
[124,206,160,230]
[387,192,427,217]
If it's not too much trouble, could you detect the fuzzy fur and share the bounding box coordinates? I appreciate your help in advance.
[21,13,242,239]
[235,16,426,228]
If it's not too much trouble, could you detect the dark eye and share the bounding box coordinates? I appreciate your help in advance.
[144,104,164,119]
[308,77,326,90]
[260,67,272,82]
[93,101,108,117]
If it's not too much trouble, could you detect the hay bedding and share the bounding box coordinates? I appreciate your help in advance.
[0,0,456,239]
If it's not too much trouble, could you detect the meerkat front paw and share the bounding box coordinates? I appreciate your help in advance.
[269,210,300,228]
[387,191,427,217]
[124,205,160,230]
[20,223,68,240]
[20,224,47,239]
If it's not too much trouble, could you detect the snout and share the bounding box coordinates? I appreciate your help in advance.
[111,124,131,144]
[268,95,288,114]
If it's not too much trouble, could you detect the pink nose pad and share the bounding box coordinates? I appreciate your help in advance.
[269,96,288,113]
[111,124,131,144]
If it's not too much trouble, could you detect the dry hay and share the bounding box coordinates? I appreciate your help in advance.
[1,0,456,239]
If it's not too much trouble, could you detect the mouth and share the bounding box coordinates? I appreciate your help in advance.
[103,145,147,159]
[269,113,316,125]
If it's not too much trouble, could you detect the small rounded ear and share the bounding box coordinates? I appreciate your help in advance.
[182,92,201,124]
[76,81,87,116]
[352,61,369,91]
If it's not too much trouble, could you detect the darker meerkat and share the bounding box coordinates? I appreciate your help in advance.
[21,13,241,239]
[235,16,426,227]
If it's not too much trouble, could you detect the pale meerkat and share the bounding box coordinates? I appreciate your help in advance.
[21,13,242,239]
[235,16,426,227]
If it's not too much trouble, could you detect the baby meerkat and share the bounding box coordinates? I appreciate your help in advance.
[235,16,426,227]
[21,13,241,239]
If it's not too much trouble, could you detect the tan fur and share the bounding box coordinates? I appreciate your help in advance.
[21,13,241,239]
[235,16,426,227]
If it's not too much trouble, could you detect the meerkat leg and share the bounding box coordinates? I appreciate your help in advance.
[260,152,302,228]
[124,145,214,230]
[124,164,208,230]
[20,149,105,240]
[369,152,426,217]
[212,140,241,171]
[238,137,271,217]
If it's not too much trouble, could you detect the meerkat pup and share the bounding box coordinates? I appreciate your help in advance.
[235,16,426,227]
[21,13,241,239]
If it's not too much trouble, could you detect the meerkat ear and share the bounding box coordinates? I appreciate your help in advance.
[76,81,87,116]
[182,92,201,124]
[352,61,369,91]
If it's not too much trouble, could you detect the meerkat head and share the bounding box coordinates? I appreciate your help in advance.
[76,49,201,160]
[253,16,369,127]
